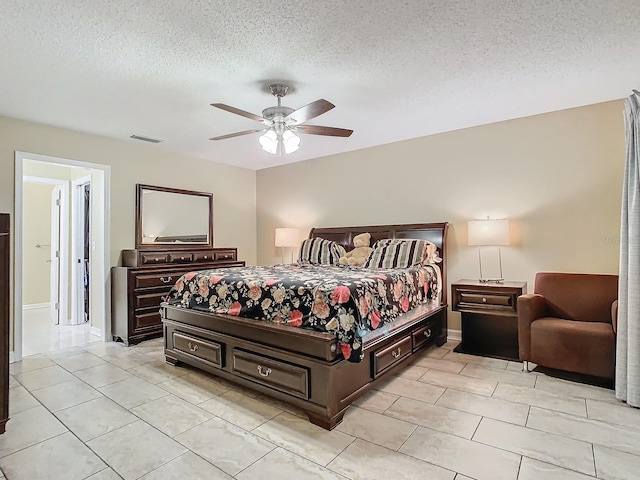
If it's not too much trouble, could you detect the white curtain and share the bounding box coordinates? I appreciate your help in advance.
[616,91,640,406]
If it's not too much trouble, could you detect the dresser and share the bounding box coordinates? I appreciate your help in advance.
[451,279,527,360]
[112,247,244,345]
[0,214,9,433]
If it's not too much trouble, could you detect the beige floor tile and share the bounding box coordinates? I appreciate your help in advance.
[441,351,510,370]
[81,341,127,357]
[395,364,429,380]
[493,383,587,417]
[175,417,275,476]
[157,373,229,404]
[412,355,466,374]
[385,396,481,439]
[9,354,55,374]
[131,394,213,436]
[0,406,67,457]
[8,385,40,415]
[419,369,497,396]
[424,347,449,359]
[74,363,133,388]
[253,412,354,466]
[103,350,156,370]
[535,375,617,403]
[8,375,20,389]
[586,398,640,430]
[454,475,475,480]
[253,393,307,418]
[13,364,75,390]
[237,447,348,480]
[44,346,87,360]
[460,364,536,388]
[377,375,445,404]
[399,426,520,480]
[30,378,103,411]
[440,340,459,350]
[55,396,138,441]
[328,438,454,480]
[0,432,105,479]
[128,360,189,384]
[352,389,399,413]
[140,451,232,479]
[527,406,640,456]
[54,352,107,372]
[199,390,282,430]
[436,388,529,425]
[593,444,640,480]
[336,406,416,450]
[87,420,187,480]
[85,468,122,479]
[98,377,168,409]
[473,417,594,475]
[518,456,600,480]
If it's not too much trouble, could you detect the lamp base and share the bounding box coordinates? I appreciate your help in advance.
[478,278,505,284]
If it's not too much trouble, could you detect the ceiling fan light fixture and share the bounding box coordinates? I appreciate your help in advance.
[259,129,278,154]
[282,129,300,154]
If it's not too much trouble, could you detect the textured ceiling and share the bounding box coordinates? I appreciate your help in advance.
[2,1,639,170]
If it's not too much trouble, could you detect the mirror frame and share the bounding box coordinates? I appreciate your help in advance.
[135,184,214,250]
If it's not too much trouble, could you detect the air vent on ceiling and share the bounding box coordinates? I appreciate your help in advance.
[130,134,163,143]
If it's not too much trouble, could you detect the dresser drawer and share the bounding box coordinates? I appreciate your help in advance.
[168,253,193,263]
[231,349,309,399]
[172,332,223,368]
[214,250,236,261]
[412,321,437,351]
[454,290,518,314]
[134,272,181,289]
[140,253,170,265]
[133,310,162,333]
[373,335,412,377]
[193,251,216,262]
[134,291,170,309]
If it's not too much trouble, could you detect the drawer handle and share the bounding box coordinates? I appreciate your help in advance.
[203,255,208,259]
[187,342,199,352]
[160,276,173,284]
[257,365,272,377]
[154,257,159,262]
[482,297,487,303]
[424,328,432,338]
[180,256,185,260]
[391,347,402,358]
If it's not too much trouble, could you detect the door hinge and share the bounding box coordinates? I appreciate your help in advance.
[56,198,61,206]
[55,250,60,258]
[54,303,60,310]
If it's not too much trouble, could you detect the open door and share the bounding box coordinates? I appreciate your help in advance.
[72,177,91,325]
[49,185,62,325]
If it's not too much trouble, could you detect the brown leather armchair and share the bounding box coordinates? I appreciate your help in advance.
[518,272,618,381]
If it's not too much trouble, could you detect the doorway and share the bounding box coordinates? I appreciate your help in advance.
[14,152,110,361]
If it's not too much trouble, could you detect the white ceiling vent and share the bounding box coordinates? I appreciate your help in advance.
[130,134,163,143]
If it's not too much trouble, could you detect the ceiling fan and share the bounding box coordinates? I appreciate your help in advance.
[209,84,353,155]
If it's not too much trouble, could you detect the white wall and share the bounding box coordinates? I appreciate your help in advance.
[256,100,626,330]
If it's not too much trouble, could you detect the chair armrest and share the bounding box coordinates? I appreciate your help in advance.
[518,293,546,362]
[612,300,618,334]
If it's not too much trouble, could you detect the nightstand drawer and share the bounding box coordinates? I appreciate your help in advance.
[459,292,515,310]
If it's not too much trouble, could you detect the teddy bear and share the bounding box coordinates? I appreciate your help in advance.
[339,232,373,267]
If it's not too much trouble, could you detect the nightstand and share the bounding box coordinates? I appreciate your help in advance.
[451,279,527,361]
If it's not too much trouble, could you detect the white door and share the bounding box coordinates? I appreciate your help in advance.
[49,185,62,325]
[72,177,91,325]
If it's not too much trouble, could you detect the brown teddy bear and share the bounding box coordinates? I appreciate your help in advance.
[338,232,373,266]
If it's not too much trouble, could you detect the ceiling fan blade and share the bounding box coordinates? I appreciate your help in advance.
[295,125,353,137]
[285,99,335,124]
[211,103,266,123]
[209,128,266,141]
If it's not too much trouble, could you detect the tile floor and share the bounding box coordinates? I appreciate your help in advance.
[1,338,639,479]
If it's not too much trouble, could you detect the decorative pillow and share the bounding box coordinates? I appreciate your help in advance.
[298,237,347,265]
[363,238,440,269]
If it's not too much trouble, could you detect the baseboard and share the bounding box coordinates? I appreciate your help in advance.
[447,329,461,342]
[90,326,102,338]
[22,303,49,311]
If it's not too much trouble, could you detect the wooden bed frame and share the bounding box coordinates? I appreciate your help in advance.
[162,222,449,429]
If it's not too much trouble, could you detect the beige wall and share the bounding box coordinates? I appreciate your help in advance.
[22,182,54,305]
[0,115,257,346]
[256,100,626,330]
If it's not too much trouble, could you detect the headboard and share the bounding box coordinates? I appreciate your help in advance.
[309,222,449,305]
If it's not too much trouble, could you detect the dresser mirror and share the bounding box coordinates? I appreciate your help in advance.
[135,184,213,250]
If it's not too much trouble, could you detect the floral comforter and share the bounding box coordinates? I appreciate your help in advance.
[165,263,440,362]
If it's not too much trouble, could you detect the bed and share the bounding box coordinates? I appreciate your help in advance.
[161,222,449,429]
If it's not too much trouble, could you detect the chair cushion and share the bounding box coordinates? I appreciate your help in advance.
[530,317,615,380]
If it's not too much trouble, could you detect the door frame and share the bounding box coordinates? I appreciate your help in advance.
[71,175,92,326]
[14,152,111,362]
[22,176,70,326]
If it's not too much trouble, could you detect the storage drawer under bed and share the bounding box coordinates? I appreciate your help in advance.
[171,331,223,369]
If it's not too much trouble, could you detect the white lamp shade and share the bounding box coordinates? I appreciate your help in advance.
[468,219,510,246]
[275,227,299,247]
[259,130,278,154]
[282,130,300,154]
